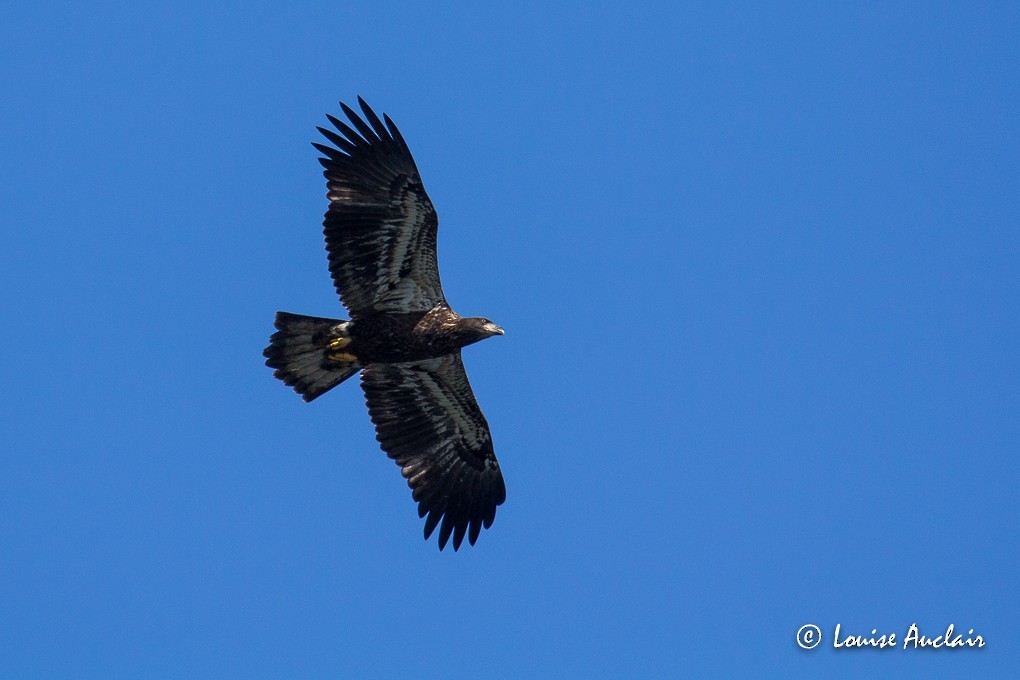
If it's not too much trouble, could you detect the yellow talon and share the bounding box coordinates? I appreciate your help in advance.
[329,352,357,363]
[328,337,352,350]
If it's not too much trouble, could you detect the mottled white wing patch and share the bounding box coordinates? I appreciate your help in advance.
[368,190,444,312]
[360,353,506,551]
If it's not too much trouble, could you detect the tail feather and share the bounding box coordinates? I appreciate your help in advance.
[264,311,360,402]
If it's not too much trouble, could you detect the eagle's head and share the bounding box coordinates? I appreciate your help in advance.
[459,317,504,346]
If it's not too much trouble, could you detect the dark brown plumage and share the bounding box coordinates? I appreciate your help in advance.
[263,98,506,551]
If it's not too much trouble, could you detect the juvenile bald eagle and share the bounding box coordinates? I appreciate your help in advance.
[264,98,506,551]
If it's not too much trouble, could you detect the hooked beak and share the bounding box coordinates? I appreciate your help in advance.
[485,322,505,336]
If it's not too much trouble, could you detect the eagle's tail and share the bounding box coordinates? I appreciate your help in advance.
[264,311,361,402]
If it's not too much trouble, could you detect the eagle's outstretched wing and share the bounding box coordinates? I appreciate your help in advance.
[313,98,445,318]
[360,354,506,551]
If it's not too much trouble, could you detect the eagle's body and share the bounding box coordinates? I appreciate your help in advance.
[264,98,506,551]
[343,306,499,363]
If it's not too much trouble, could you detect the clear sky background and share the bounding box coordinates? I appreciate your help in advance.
[2,2,1017,678]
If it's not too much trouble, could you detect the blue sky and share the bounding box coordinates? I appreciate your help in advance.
[2,1,1017,677]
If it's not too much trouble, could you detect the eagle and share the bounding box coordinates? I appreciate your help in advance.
[264,98,506,551]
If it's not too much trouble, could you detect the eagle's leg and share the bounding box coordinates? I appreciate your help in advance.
[328,329,356,362]
[328,336,352,350]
